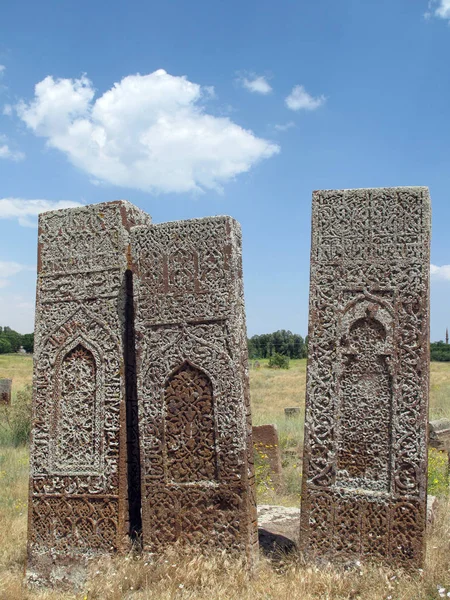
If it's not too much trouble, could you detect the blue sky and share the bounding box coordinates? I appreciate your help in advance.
[1,0,450,340]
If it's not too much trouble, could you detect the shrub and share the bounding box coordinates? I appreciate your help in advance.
[268,353,290,369]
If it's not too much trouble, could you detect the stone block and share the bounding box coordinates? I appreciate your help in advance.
[131,217,257,560]
[284,407,300,418]
[27,201,151,588]
[0,379,12,405]
[300,187,431,568]
[252,424,283,488]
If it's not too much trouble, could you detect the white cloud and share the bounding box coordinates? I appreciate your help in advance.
[428,0,450,19]
[0,65,5,76]
[431,264,450,280]
[239,75,272,95]
[17,69,280,194]
[273,121,295,132]
[285,85,325,111]
[0,198,83,227]
[3,104,12,116]
[0,139,25,162]
[0,261,34,289]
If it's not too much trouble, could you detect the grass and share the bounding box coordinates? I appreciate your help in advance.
[0,354,449,599]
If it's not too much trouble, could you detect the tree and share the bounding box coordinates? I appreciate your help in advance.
[0,338,12,354]
[247,330,307,359]
[21,333,34,353]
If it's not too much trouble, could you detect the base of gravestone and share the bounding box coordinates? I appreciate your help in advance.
[258,496,438,558]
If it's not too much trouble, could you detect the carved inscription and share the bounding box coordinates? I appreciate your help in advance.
[300,187,431,568]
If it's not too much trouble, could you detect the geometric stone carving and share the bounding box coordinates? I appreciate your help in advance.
[252,424,283,488]
[300,187,431,568]
[0,378,12,404]
[131,217,258,560]
[27,201,151,588]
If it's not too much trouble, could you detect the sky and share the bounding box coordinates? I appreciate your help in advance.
[1,0,450,340]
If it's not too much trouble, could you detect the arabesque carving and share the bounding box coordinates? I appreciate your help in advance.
[300,187,431,568]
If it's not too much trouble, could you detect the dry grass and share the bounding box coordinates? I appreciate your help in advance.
[0,354,33,393]
[0,355,449,599]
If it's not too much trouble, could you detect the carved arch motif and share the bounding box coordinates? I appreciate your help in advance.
[336,297,394,492]
[52,334,104,475]
[164,361,218,483]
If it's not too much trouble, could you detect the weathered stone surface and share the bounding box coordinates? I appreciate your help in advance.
[284,407,300,418]
[253,425,283,488]
[0,378,12,404]
[300,187,431,568]
[27,201,151,588]
[429,419,450,451]
[258,505,300,542]
[259,495,438,556]
[427,495,439,525]
[131,217,257,560]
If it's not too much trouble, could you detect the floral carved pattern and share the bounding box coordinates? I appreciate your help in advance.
[55,344,97,472]
[300,187,431,569]
[165,363,217,483]
[337,316,393,491]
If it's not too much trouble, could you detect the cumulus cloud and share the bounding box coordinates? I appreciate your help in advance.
[3,104,12,116]
[431,264,450,280]
[16,69,280,194]
[0,198,83,227]
[285,85,325,111]
[0,140,25,161]
[427,0,450,19]
[239,74,272,95]
[0,261,34,289]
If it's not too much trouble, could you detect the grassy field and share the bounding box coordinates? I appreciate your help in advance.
[0,354,449,599]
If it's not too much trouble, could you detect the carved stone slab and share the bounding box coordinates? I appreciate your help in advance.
[300,187,431,568]
[131,217,258,560]
[0,378,12,404]
[27,201,151,588]
[252,424,283,488]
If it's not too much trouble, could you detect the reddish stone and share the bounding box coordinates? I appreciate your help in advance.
[0,379,11,405]
[300,187,431,568]
[27,201,151,588]
[252,424,283,488]
[131,217,258,561]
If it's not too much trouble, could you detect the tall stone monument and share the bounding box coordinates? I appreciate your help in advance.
[131,217,258,559]
[27,201,150,587]
[300,187,431,568]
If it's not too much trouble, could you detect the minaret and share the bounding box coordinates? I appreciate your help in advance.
[446,328,449,345]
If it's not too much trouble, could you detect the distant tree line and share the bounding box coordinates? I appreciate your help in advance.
[0,327,34,354]
[247,330,307,359]
[430,341,450,362]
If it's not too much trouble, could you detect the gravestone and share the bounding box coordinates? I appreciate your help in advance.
[252,424,283,488]
[131,217,258,560]
[284,407,300,418]
[27,201,151,588]
[0,379,12,404]
[300,187,431,568]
